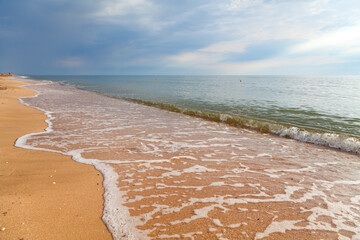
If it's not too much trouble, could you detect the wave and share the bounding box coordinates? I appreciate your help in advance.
[18,75,29,79]
[123,98,360,155]
[19,77,360,155]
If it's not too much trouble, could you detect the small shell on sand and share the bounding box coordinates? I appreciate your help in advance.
[0,227,5,231]
[52,182,56,184]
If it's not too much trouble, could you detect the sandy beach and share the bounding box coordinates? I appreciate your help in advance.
[14,77,360,239]
[1,75,360,239]
[0,77,111,239]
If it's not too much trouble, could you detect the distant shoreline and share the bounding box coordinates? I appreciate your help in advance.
[0,73,13,77]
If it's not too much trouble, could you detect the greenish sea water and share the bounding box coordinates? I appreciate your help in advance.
[27,75,360,154]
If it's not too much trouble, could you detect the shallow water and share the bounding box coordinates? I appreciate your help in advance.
[28,75,360,154]
[16,80,360,239]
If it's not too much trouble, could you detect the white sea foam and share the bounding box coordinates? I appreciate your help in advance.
[183,165,218,173]
[255,220,301,239]
[15,82,147,240]
[273,126,360,155]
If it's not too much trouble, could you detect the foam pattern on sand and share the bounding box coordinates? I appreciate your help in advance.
[17,81,360,240]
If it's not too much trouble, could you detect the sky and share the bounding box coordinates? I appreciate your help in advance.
[1,0,360,75]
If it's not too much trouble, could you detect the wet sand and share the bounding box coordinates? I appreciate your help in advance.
[0,77,111,239]
[19,81,360,239]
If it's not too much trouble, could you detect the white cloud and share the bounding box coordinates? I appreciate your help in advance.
[200,40,246,53]
[290,24,360,55]
[94,0,151,17]
[162,0,360,74]
[226,0,263,11]
[89,0,360,73]
[167,52,224,67]
[92,0,168,31]
[166,50,342,74]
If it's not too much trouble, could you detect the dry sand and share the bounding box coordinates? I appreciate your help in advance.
[0,77,112,239]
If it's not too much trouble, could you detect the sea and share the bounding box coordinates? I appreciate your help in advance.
[27,75,360,154]
[16,75,360,239]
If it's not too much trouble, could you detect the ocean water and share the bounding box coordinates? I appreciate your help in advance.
[29,75,360,154]
[15,76,360,239]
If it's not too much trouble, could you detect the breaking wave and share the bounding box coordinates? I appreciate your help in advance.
[123,98,360,155]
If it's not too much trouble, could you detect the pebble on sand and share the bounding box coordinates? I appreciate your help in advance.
[0,227,5,231]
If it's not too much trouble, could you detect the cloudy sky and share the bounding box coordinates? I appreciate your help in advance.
[1,0,360,75]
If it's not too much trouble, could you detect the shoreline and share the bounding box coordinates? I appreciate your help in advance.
[0,77,112,239]
[27,75,360,156]
[18,77,360,239]
[28,75,360,156]
[4,75,360,239]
